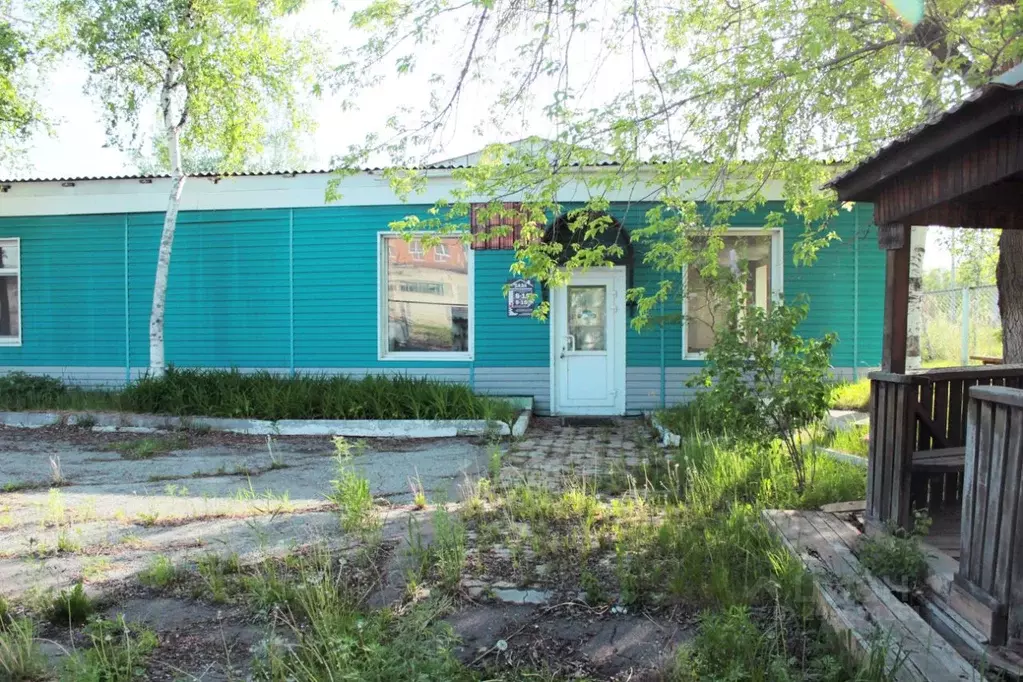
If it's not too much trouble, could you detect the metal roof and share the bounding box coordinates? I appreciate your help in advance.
[0,160,649,184]
[0,165,478,184]
[828,64,1023,189]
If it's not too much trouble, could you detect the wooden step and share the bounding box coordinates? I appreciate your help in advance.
[763,509,982,681]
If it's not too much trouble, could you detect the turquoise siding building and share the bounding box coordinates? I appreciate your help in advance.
[0,168,884,415]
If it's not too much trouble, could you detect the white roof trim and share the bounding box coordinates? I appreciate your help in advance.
[0,167,787,217]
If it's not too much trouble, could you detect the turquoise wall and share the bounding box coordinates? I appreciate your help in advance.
[0,201,883,381]
[619,201,884,371]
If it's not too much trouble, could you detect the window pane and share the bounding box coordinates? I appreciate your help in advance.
[0,241,19,270]
[686,235,772,355]
[0,275,19,338]
[568,286,606,351]
[386,237,469,353]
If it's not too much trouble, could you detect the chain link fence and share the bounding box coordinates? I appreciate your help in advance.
[921,286,1001,366]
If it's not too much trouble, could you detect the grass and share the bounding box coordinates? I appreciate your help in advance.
[858,515,931,589]
[111,436,187,460]
[1,481,43,494]
[655,396,727,438]
[0,369,517,423]
[11,401,886,680]
[328,437,378,536]
[138,554,179,588]
[831,378,870,412]
[48,582,94,626]
[62,616,157,682]
[823,423,869,458]
[0,618,49,681]
[242,428,878,681]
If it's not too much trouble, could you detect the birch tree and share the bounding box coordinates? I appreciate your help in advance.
[66,0,321,375]
[342,0,1021,337]
[906,226,927,371]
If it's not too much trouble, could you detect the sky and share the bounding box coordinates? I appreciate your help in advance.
[9,0,957,270]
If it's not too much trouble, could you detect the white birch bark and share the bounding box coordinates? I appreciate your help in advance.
[998,230,1023,363]
[906,225,927,371]
[149,71,187,377]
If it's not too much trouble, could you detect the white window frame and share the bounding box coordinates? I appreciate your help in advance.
[378,232,474,362]
[433,242,450,262]
[682,228,783,361]
[0,237,21,347]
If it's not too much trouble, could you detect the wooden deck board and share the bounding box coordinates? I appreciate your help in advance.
[763,509,982,682]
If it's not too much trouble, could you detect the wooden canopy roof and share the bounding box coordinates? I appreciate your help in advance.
[827,65,1023,374]
[829,64,1023,232]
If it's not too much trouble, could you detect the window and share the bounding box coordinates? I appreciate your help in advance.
[409,239,425,261]
[380,235,472,359]
[0,238,20,346]
[685,231,779,358]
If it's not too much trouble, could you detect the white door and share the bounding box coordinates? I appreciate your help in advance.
[551,268,626,415]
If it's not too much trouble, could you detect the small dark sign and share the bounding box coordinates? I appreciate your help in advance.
[507,278,537,317]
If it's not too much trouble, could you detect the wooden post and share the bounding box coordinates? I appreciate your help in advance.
[879,224,910,374]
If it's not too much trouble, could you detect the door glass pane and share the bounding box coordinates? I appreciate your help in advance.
[568,286,606,351]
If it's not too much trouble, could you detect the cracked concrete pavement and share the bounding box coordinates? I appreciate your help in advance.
[0,426,489,598]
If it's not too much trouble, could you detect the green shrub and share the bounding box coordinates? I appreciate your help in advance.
[691,296,836,491]
[48,582,94,626]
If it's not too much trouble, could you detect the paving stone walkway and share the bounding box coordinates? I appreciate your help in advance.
[501,417,654,482]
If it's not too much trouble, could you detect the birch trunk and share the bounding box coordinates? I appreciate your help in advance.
[998,230,1023,363]
[149,80,187,377]
[906,225,927,371]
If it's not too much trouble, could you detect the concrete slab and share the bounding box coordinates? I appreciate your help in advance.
[0,429,487,599]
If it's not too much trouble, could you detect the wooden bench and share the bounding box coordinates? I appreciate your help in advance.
[912,446,966,472]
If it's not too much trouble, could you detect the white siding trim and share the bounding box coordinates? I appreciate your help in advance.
[0,171,788,217]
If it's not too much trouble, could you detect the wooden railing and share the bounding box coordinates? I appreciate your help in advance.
[866,365,1023,529]
[954,385,1023,645]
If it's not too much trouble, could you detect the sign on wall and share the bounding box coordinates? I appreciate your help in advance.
[506,278,538,317]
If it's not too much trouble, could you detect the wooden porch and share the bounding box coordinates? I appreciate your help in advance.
[800,64,1023,676]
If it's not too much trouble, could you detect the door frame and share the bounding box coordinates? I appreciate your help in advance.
[549,266,627,416]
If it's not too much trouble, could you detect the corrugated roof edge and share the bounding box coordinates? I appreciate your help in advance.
[827,63,1023,189]
[0,160,651,184]
[0,158,853,185]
